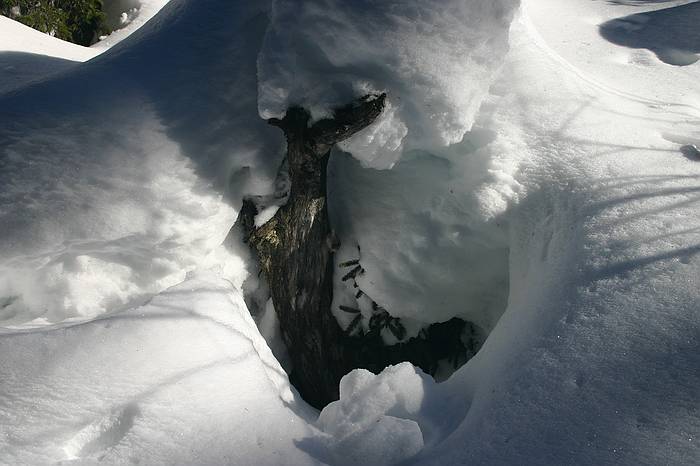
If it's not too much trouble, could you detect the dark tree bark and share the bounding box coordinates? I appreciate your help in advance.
[236,94,481,409]
[245,95,386,408]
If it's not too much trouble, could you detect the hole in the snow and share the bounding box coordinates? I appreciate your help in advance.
[240,147,509,408]
[234,98,509,409]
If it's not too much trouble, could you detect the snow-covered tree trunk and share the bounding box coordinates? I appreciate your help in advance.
[239,95,386,407]
[237,94,477,408]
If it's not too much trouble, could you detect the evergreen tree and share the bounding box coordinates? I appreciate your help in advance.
[1,0,109,46]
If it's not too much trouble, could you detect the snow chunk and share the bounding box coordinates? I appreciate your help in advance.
[255,204,281,227]
[258,0,519,166]
[314,364,431,465]
[338,99,408,169]
[329,149,511,331]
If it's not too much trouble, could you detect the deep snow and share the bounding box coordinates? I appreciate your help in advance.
[0,1,169,95]
[0,1,282,327]
[1,0,699,465]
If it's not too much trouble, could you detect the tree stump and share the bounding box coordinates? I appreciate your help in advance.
[236,94,481,409]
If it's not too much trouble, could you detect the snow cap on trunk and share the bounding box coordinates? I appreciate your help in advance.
[257,0,519,168]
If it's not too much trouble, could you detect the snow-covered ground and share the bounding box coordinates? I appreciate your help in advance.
[0,0,169,94]
[1,0,698,464]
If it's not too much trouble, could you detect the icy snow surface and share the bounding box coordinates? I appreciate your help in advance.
[1,0,700,464]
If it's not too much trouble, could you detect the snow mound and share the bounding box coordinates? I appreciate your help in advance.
[0,274,319,465]
[0,112,241,326]
[258,0,518,168]
[0,16,98,94]
[312,364,434,465]
[0,16,98,62]
[329,148,512,334]
[0,1,284,328]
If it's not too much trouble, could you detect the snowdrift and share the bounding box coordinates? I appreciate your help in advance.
[1,0,699,464]
[0,1,169,94]
[0,1,282,326]
[0,274,319,465]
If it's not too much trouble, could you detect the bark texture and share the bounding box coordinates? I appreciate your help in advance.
[237,94,480,409]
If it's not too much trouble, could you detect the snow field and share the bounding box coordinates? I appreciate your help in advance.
[0,0,699,464]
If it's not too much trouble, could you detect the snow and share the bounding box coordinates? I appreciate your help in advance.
[410,2,699,463]
[0,273,320,465]
[0,16,97,62]
[312,364,430,466]
[328,150,511,336]
[0,16,99,94]
[1,0,700,464]
[0,0,283,328]
[0,1,171,95]
[257,0,518,169]
[94,1,172,50]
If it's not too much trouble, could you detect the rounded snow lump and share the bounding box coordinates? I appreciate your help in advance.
[316,363,429,465]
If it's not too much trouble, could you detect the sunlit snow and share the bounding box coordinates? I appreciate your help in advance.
[1,0,698,464]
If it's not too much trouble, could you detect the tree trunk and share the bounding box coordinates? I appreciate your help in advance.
[236,94,481,409]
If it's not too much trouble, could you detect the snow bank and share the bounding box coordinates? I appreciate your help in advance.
[0,0,284,327]
[258,0,519,168]
[0,273,319,465]
[329,148,513,335]
[0,16,97,62]
[0,16,99,94]
[2,0,700,464]
[353,3,700,464]
[0,0,170,95]
[273,0,700,463]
